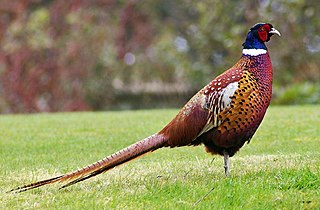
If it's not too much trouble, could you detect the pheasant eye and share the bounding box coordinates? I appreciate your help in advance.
[259,27,265,32]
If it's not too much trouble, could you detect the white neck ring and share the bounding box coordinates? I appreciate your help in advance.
[242,49,267,56]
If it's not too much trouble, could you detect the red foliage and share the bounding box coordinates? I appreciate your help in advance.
[0,1,88,112]
[117,0,154,59]
[0,0,127,113]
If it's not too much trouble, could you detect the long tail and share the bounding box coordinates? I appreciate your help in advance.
[9,133,167,193]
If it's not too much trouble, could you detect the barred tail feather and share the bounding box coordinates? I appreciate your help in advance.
[8,175,64,193]
[9,133,167,193]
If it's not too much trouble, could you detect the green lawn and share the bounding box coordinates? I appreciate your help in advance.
[1,105,319,209]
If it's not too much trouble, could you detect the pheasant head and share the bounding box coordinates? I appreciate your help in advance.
[242,23,281,51]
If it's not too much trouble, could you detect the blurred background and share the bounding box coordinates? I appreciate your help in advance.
[0,0,319,113]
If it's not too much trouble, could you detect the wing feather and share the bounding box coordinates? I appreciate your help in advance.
[198,81,239,136]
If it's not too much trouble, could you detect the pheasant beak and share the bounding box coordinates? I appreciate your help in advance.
[269,28,281,36]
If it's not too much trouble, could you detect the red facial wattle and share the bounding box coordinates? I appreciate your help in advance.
[257,24,271,42]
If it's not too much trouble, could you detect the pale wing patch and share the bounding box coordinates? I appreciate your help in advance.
[182,93,206,116]
[198,82,238,136]
[220,82,238,109]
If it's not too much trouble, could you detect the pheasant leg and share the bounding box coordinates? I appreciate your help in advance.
[223,150,229,176]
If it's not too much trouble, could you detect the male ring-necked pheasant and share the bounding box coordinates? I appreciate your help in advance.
[10,23,280,192]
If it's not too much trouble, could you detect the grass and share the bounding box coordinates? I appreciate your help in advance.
[1,105,319,209]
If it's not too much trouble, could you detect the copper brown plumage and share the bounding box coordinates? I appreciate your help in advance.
[9,23,280,193]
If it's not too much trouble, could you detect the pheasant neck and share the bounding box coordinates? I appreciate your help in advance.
[242,31,267,50]
[240,52,273,104]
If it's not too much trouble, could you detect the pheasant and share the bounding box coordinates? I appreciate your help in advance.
[10,23,280,193]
